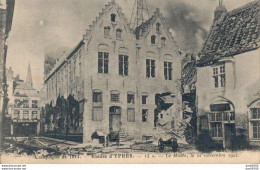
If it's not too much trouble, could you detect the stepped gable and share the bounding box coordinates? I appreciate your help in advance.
[84,0,132,39]
[134,8,175,43]
[198,0,260,66]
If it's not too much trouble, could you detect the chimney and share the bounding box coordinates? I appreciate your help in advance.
[214,0,227,21]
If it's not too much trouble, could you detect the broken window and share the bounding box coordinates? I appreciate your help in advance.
[111,91,120,103]
[142,109,148,122]
[116,29,122,39]
[210,122,223,137]
[111,14,116,22]
[93,91,102,102]
[213,65,225,88]
[164,61,172,80]
[104,26,110,37]
[146,59,155,78]
[127,92,135,104]
[151,35,156,44]
[98,52,109,74]
[93,107,103,121]
[119,54,128,76]
[127,108,135,122]
[142,94,148,104]
[161,37,166,46]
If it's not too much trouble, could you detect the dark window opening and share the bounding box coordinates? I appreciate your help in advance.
[119,55,128,76]
[151,35,156,44]
[142,95,148,104]
[146,59,155,78]
[156,23,161,32]
[93,92,102,102]
[111,14,116,22]
[164,61,172,80]
[127,93,135,104]
[98,52,109,74]
[142,109,148,122]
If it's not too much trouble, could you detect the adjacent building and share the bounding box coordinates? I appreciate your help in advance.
[5,64,41,136]
[196,1,259,148]
[0,0,15,146]
[43,0,182,143]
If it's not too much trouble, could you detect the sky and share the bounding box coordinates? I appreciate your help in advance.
[6,0,254,90]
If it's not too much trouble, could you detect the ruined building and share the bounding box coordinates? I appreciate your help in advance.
[196,0,260,149]
[43,1,182,142]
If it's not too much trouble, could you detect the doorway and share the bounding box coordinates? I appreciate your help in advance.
[224,123,236,149]
[109,106,122,133]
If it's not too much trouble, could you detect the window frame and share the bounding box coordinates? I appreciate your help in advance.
[212,65,225,88]
[93,90,103,103]
[164,61,172,80]
[146,59,156,78]
[142,109,148,122]
[98,52,109,74]
[249,107,260,140]
[151,35,156,44]
[111,14,116,22]
[127,92,135,104]
[32,100,38,108]
[119,54,129,76]
[156,23,161,32]
[110,91,120,103]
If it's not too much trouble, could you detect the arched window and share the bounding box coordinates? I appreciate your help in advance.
[116,29,122,39]
[156,23,161,32]
[161,37,166,46]
[98,44,109,74]
[111,14,116,22]
[104,26,110,37]
[151,35,156,44]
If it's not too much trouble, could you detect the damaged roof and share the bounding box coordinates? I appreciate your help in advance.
[198,0,260,66]
[182,61,197,89]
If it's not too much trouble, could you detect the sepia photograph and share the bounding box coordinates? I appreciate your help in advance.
[0,0,259,165]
